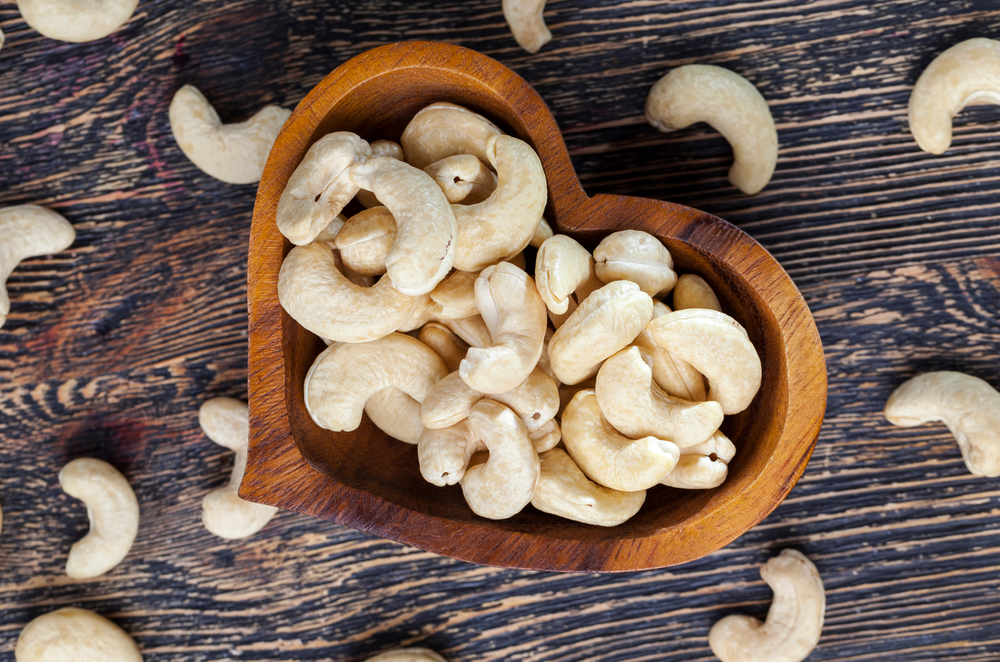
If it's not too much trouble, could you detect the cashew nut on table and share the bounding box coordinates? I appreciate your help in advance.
[278,102,764,525]
[503,0,551,54]
[367,649,448,662]
[16,607,143,662]
[17,0,139,43]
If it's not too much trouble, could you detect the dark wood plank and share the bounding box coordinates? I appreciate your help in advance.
[1,0,999,660]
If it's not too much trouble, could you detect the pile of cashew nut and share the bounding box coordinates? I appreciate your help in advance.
[276,101,762,526]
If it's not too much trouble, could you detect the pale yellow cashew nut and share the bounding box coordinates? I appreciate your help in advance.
[594,230,678,297]
[0,205,75,330]
[646,65,778,195]
[357,140,404,208]
[673,273,722,311]
[443,314,492,349]
[424,154,497,204]
[304,333,448,432]
[169,85,290,185]
[350,156,457,296]
[909,38,1000,155]
[276,132,371,245]
[59,458,139,580]
[418,419,478,486]
[884,371,1000,477]
[460,262,548,394]
[367,648,448,662]
[660,430,736,490]
[562,390,679,491]
[418,322,469,372]
[335,207,396,277]
[16,608,143,662]
[277,243,420,343]
[421,368,559,433]
[531,448,645,527]
[17,0,138,42]
[709,549,825,662]
[400,102,503,170]
[199,398,278,539]
[535,234,597,315]
[503,0,551,54]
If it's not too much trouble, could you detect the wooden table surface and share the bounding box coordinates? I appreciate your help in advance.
[1,0,998,660]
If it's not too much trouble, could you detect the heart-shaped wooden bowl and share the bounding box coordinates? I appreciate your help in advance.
[244,41,826,572]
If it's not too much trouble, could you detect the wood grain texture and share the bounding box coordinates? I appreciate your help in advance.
[0,0,998,659]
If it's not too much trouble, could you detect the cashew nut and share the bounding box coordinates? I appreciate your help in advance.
[421,368,559,432]
[460,400,540,519]
[909,38,1000,155]
[645,65,778,195]
[366,388,425,445]
[16,608,142,662]
[418,419,477,486]
[357,140,404,207]
[313,213,347,247]
[529,419,562,453]
[59,458,139,579]
[350,156,457,295]
[460,262,547,394]
[168,85,290,185]
[530,217,554,248]
[548,280,654,385]
[367,649,447,662]
[278,243,420,343]
[562,390,679,492]
[503,0,551,54]
[277,132,371,245]
[427,269,479,320]
[531,447,645,526]
[304,333,448,432]
[335,207,396,276]
[425,154,497,204]
[884,371,1000,477]
[400,102,503,170]
[0,205,75,329]
[709,549,825,662]
[0,29,4,51]
[593,230,678,297]
[673,273,721,312]
[535,234,597,314]
[443,314,492,349]
[647,309,761,414]
[418,323,469,372]
[199,398,279,539]
[635,317,709,403]
[596,346,723,447]
[452,135,547,271]
[17,0,138,42]
[663,431,736,490]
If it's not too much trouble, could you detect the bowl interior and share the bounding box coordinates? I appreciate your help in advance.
[248,42,824,571]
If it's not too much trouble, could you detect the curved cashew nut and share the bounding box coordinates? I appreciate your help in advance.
[367,649,448,662]
[664,430,737,490]
[562,390,679,491]
[673,273,721,311]
[646,65,778,195]
[548,280,654,385]
[0,205,75,329]
[169,86,290,185]
[535,234,597,314]
[709,549,825,662]
[460,262,547,394]
[418,419,477,486]
[277,132,371,245]
[400,102,503,170]
[453,135,547,271]
[530,419,562,453]
[418,322,469,372]
[16,608,142,662]
[594,230,677,297]
[199,398,278,539]
[503,0,551,54]
[530,217,554,248]
[909,38,1000,155]
[647,309,761,414]
[596,346,723,447]
[17,0,138,42]
[335,207,396,276]
[443,314,492,349]
[635,316,709,402]
[559,378,596,418]
[365,388,425,445]
[884,371,1000,477]
[460,400,540,519]
[59,458,139,579]
[357,140,405,207]
[278,243,420,343]
[532,447,645,526]
[304,333,448,431]
[425,154,497,204]
[350,156,457,295]
[421,368,559,432]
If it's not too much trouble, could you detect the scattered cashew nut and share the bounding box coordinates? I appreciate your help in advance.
[594,230,678,297]
[335,206,396,276]
[673,273,722,312]
[425,154,497,203]
[909,38,1000,155]
[400,102,503,170]
[17,0,139,42]
[169,85,290,185]
[59,458,139,579]
[531,447,645,526]
[503,0,551,54]
[884,371,1000,477]
[646,65,778,194]
[709,549,825,662]
[16,608,142,662]
[0,205,75,330]
[199,398,279,539]
[367,648,448,662]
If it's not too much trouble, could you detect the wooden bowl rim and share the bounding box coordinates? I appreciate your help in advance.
[244,41,827,572]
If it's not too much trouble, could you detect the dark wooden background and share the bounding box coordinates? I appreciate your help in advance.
[1,0,999,660]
